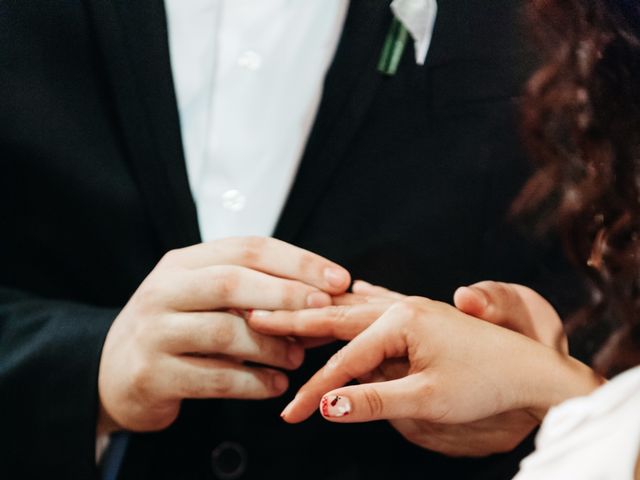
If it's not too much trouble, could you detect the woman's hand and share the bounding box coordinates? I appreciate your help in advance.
[344,280,568,355]
[249,283,602,456]
[278,296,600,422]
[453,281,568,355]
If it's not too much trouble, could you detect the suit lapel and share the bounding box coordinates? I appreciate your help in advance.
[85,0,391,249]
[83,0,200,252]
[274,0,392,243]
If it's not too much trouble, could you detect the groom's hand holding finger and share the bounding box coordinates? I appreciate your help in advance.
[97,237,351,434]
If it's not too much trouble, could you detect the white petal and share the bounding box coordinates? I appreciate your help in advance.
[390,0,438,65]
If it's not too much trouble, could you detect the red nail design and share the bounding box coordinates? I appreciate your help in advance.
[320,395,351,417]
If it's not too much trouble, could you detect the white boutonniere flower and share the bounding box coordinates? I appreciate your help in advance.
[378,0,438,75]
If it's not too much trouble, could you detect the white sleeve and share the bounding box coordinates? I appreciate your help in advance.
[514,366,640,480]
[96,433,111,465]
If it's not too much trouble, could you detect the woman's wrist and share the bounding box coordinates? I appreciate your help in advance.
[525,347,605,422]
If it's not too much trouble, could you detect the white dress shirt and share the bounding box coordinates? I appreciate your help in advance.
[515,365,640,479]
[165,0,349,241]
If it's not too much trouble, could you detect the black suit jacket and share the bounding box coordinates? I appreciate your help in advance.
[0,1,581,478]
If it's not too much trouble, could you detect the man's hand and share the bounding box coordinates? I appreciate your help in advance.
[248,281,594,457]
[97,237,350,434]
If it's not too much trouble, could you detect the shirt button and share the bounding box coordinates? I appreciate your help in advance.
[237,50,262,71]
[222,189,246,212]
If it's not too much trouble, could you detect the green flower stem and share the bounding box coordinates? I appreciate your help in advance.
[377,17,409,76]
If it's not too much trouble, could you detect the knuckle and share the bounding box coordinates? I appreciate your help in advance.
[239,236,266,265]
[159,249,184,268]
[361,387,385,417]
[391,299,421,320]
[148,314,174,346]
[296,252,316,276]
[493,281,512,300]
[482,281,511,304]
[406,296,438,311]
[491,283,519,315]
[278,282,299,310]
[210,370,234,396]
[209,319,237,352]
[135,279,169,307]
[404,297,451,324]
[212,269,239,302]
[130,358,155,397]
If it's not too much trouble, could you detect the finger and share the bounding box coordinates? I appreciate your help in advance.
[161,312,304,370]
[297,337,336,349]
[166,265,335,311]
[168,356,289,400]
[453,286,489,318]
[454,281,565,350]
[454,281,536,327]
[352,280,405,300]
[280,306,408,423]
[160,237,351,294]
[355,360,408,388]
[332,293,395,306]
[315,376,424,423]
[247,303,389,340]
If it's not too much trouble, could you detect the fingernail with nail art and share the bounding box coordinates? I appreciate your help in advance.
[320,395,351,418]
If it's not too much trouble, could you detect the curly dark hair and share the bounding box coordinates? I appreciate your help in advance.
[515,0,640,376]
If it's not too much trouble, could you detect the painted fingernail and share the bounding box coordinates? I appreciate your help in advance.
[306,291,331,308]
[288,344,304,367]
[324,268,348,289]
[273,374,288,393]
[320,395,351,418]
